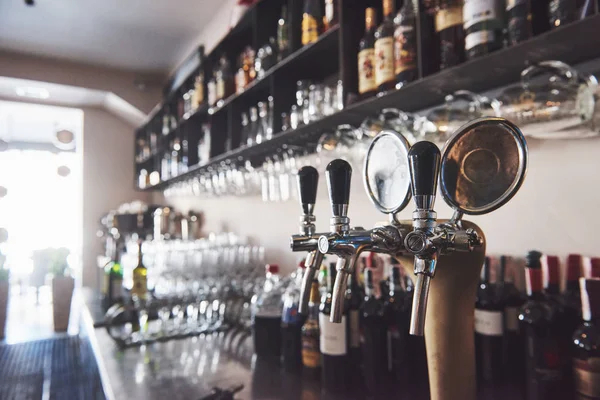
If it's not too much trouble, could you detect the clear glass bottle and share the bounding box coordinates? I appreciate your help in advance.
[265,96,274,140]
[248,107,259,146]
[256,102,267,144]
[252,264,284,358]
[240,112,250,147]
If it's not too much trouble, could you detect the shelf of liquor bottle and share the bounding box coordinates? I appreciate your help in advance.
[139,15,600,191]
[207,24,340,117]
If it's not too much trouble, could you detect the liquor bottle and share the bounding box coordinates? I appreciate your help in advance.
[543,255,562,298]
[346,259,363,380]
[240,112,250,146]
[104,243,123,308]
[394,0,418,87]
[474,257,504,385]
[191,71,204,109]
[434,0,466,70]
[463,0,504,59]
[498,256,526,383]
[277,5,290,61]
[248,107,259,146]
[360,268,389,396]
[207,73,217,106]
[324,0,338,31]
[384,260,410,388]
[572,278,600,399]
[375,0,397,93]
[506,0,533,45]
[420,0,441,77]
[320,262,348,393]
[358,8,378,99]
[170,138,180,178]
[302,0,322,46]
[562,254,584,361]
[301,279,321,376]
[519,250,565,400]
[256,102,267,145]
[549,0,577,28]
[131,241,148,302]
[282,262,307,370]
[587,257,600,278]
[252,264,284,359]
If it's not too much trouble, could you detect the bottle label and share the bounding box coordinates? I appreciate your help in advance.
[302,15,319,45]
[474,309,503,336]
[465,30,495,50]
[574,358,600,398]
[374,37,395,86]
[358,49,376,94]
[111,278,122,300]
[394,25,417,75]
[435,6,464,32]
[464,0,500,29]
[349,309,360,348]
[132,275,147,299]
[282,303,301,325]
[506,0,527,11]
[319,314,347,356]
[505,306,519,332]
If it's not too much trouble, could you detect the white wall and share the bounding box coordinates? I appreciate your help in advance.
[156,135,600,275]
[82,107,151,288]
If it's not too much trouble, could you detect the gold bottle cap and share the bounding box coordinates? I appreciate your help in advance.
[383,0,395,17]
[365,7,377,28]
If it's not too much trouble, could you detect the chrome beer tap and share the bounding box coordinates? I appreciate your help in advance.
[318,155,411,324]
[403,117,529,336]
[289,166,327,314]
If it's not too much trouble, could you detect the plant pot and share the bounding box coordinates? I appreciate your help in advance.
[0,281,8,339]
[52,276,74,332]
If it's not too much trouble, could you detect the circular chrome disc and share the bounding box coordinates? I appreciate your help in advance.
[440,117,528,215]
[363,130,412,214]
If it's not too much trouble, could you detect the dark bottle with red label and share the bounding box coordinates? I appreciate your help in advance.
[360,267,389,397]
[475,257,505,387]
[384,260,410,389]
[573,278,600,399]
[519,250,566,400]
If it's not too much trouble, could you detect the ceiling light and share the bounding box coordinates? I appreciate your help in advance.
[15,86,50,99]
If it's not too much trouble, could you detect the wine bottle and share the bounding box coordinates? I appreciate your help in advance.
[301,279,321,377]
[419,0,441,77]
[302,0,322,46]
[549,0,578,28]
[562,253,584,386]
[519,250,565,400]
[104,242,123,308]
[543,255,562,298]
[498,255,526,394]
[360,268,389,397]
[346,260,363,382]
[475,257,504,385]
[277,5,290,61]
[506,0,533,45]
[463,0,504,59]
[394,0,418,87]
[374,0,397,93]
[384,260,410,388]
[572,278,600,399]
[587,257,600,278]
[434,0,466,70]
[532,0,552,35]
[320,262,348,393]
[132,241,148,302]
[358,8,378,99]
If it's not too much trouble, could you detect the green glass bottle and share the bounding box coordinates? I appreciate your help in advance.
[104,243,123,306]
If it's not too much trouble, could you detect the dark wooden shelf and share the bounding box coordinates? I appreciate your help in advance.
[140,8,600,191]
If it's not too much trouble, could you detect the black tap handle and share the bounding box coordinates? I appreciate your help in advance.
[326,159,352,207]
[297,166,319,208]
[407,141,440,199]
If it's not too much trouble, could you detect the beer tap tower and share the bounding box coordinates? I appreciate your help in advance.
[290,117,528,400]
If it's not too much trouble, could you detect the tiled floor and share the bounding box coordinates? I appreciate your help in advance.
[2,285,80,345]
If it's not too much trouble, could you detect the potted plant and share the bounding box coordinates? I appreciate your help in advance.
[0,249,8,339]
[50,247,74,332]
